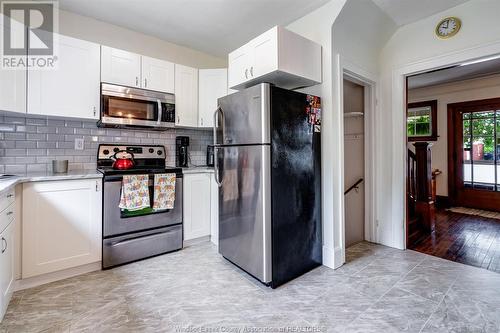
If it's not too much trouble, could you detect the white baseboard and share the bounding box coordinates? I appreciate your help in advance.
[183,235,210,247]
[14,262,101,292]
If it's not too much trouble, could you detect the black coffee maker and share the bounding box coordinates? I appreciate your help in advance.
[176,136,189,167]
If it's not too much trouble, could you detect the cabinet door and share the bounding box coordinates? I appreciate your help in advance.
[101,46,141,88]
[0,221,14,321]
[22,179,102,278]
[28,34,100,119]
[175,64,198,127]
[228,46,251,89]
[141,56,175,93]
[198,68,228,128]
[0,15,26,114]
[250,26,278,79]
[184,173,211,240]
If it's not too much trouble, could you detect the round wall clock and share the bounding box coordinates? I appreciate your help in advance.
[436,17,461,39]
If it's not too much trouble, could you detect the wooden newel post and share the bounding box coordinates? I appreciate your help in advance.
[414,142,435,231]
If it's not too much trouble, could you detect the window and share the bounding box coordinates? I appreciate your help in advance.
[407,100,438,141]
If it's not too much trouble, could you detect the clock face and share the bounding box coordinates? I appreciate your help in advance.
[436,17,461,38]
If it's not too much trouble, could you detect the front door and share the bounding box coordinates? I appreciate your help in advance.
[448,98,500,211]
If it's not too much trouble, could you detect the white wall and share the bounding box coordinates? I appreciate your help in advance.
[286,0,395,267]
[408,74,500,196]
[286,0,346,268]
[379,0,500,249]
[59,9,226,68]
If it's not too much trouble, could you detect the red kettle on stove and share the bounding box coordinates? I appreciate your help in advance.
[111,150,135,170]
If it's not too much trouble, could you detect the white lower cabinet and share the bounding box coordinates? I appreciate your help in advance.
[183,173,212,241]
[0,219,14,322]
[22,179,102,279]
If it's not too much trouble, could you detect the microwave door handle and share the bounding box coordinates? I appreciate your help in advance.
[157,99,163,126]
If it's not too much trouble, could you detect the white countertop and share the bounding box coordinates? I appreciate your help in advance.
[181,166,214,174]
[0,170,103,195]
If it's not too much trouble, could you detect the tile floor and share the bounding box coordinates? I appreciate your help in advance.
[1,241,499,333]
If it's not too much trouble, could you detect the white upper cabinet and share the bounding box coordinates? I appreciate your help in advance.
[141,56,175,93]
[228,26,322,90]
[28,34,100,119]
[175,64,198,127]
[198,68,228,128]
[101,46,141,88]
[0,15,26,114]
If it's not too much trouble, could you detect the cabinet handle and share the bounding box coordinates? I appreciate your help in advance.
[95,181,100,192]
[201,117,203,126]
[177,116,180,123]
[135,77,139,86]
[1,237,6,254]
[144,78,147,88]
[245,69,248,79]
[6,211,13,216]
[93,106,97,117]
[6,194,13,198]
[250,66,254,77]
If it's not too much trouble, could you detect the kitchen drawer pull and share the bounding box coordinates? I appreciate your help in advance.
[6,211,13,216]
[1,237,6,254]
[245,68,248,79]
[250,66,254,77]
[6,194,13,198]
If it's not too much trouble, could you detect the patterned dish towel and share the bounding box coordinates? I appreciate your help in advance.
[119,175,150,211]
[153,173,176,210]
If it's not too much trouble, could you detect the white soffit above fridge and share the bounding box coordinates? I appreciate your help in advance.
[57,0,330,57]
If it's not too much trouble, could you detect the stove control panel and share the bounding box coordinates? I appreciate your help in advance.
[98,144,166,160]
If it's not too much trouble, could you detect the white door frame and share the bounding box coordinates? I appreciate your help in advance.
[337,54,378,263]
[391,41,500,249]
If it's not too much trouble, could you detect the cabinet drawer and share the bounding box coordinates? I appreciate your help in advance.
[0,189,14,213]
[103,225,182,268]
[0,202,14,234]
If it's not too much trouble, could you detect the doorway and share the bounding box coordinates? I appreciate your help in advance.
[448,98,500,211]
[343,78,365,247]
[405,56,500,273]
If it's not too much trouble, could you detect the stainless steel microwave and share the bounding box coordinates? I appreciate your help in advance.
[98,83,175,130]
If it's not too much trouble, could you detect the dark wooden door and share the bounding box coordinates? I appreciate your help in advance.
[448,98,500,211]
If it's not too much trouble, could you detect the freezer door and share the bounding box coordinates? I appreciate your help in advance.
[218,144,272,283]
[216,83,271,145]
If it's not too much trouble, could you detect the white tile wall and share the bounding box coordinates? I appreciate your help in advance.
[0,114,212,174]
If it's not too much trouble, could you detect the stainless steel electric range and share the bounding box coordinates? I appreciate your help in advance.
[97,144,183,269]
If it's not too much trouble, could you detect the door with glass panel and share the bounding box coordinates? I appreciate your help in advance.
[449,98,500,211]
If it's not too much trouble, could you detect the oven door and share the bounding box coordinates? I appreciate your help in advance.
[103,174,183,237]
[100,84,175,129]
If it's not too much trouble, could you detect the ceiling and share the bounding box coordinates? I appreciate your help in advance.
[57,0,330,57]
[408,57,500,89]
[371,0,470,26]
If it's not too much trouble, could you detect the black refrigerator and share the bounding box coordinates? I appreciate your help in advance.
[213,83,322,288]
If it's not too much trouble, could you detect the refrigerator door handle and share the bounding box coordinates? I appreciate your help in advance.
[213,146,222,187]
[213,107,223,187]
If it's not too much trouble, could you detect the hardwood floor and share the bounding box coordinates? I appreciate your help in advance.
[410,209,500,273]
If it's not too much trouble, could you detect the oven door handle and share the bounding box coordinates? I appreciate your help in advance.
[110,229,177,247]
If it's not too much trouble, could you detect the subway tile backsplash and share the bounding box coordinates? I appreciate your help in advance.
[0,113,213,174]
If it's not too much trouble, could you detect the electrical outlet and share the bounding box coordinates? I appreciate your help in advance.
[75,138,84,150]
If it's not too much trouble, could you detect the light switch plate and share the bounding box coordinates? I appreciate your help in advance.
[74,138,84,150]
